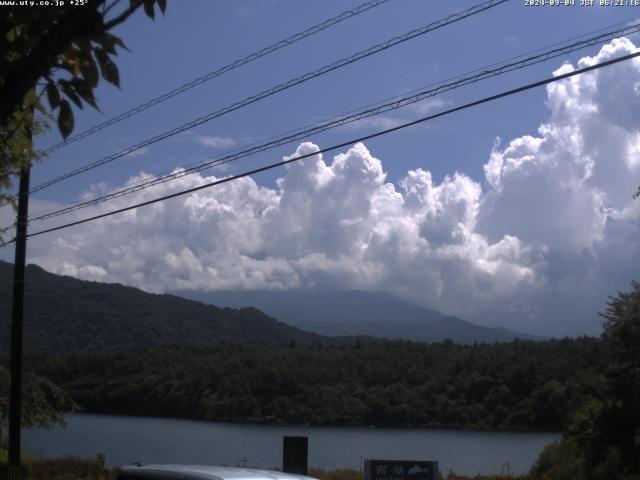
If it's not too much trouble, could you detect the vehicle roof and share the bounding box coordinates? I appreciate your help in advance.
[118,464,317,480]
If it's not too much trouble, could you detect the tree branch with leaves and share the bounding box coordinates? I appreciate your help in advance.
[0,367,78,441]
[0,0,166,229]
[1,0,166,137]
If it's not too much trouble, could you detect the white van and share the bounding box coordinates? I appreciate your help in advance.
[116,464,318,480]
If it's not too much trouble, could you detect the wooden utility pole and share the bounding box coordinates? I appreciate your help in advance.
[3,119,32,480]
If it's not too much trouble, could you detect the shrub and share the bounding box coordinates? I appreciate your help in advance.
[529,438,583,480]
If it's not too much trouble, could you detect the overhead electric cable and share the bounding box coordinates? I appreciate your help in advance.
[9,49,636,243]
[28,0,508,195]
[27,21,640,223]
[41,0,393,155]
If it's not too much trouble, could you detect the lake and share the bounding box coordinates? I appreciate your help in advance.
[23,413,559,476]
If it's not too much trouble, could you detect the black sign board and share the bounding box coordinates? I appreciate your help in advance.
[364,460,438,480]
[282,436,308,475]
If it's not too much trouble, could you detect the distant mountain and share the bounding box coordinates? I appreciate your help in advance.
[0,260,538,354]
[0,261,327,353]
[177,289,540,344]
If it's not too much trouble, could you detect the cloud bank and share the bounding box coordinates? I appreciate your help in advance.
[14,39,640,336]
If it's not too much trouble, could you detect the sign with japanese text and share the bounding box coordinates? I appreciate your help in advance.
[364,460,438,480]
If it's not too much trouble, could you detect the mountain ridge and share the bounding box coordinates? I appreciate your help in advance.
[0,260,328,353]
[177,289,541,343]
[0,260,539,352]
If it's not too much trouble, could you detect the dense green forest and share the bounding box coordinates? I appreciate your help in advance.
[29,337,603,432]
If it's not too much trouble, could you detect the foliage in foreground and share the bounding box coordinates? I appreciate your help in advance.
[1,0,166,136]
[0,0,167,242]
[529,438,584,480]
[0,367,77,435]
[528,282,640,480]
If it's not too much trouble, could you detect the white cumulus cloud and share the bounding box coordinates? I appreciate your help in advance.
[10,38,640,337]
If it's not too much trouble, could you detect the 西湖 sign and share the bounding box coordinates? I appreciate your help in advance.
[363,460,438,480]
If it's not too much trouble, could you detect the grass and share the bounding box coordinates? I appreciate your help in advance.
[0,449,115,480]
[308,467,529,480]
[25,456,116,480]
[309,468,364,480]
[0,448,38,465]
[443,475,529,480]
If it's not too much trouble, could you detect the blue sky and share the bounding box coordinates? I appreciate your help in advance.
[27,0,639,198]
[3,0,640,337]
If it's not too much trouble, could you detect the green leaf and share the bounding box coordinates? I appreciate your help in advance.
[70,78,99,111]
[73,38,91,53]
[33,99,48,116]
[23,89,37,107]
[60,48,81,76]
[143,0,155,19]
[57,99,74,139]
[56,59,79,76]
[157,0,166,14]
[46,81,60,109]
[111,33,129,52]
[80,56,99,88]
[58,79,83,109]
[93,32,128,54]
[95,49,120,88]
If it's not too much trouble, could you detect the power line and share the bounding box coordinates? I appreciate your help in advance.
[23,16,638,220]
[0,219,17,247]
[12,49,638,242]
[35,18,637,218]
[27,0,508,195]
[41,0,393,155]
[27,20,640,223]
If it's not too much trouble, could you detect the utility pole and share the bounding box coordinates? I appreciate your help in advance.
[3,115,32,480]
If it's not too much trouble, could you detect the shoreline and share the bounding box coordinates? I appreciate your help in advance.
[60,411,562,436]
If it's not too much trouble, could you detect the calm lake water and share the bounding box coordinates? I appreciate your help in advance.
[23,413,559,476]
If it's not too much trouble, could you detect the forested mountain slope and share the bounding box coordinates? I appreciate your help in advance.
[0,261,326,352]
